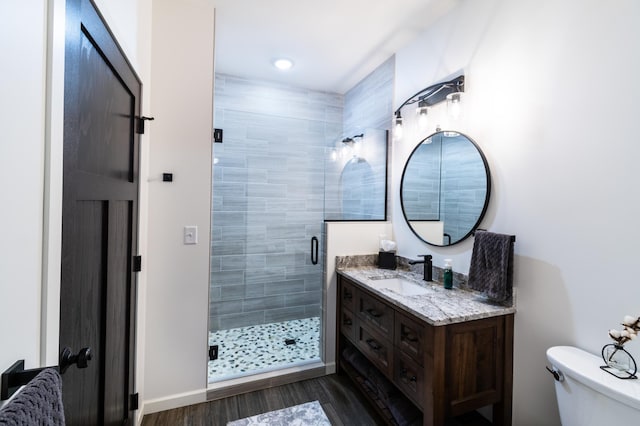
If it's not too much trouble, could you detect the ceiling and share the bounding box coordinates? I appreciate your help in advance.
[212,0,456,94]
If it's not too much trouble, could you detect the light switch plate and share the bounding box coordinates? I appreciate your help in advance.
[184,226,198,245]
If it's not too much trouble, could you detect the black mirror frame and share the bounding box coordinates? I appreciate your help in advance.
[399,130,491,246]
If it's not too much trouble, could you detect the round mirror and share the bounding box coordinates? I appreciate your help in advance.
[400,131,490,246]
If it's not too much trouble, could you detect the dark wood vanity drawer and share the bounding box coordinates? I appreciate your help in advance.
[394,351,426,409]
[395,311,431,364]
[340,308,356,343]
[356,290,394,339]
[355,324,393,378]
[340,279,356,312]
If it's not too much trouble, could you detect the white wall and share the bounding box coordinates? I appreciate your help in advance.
[392,1,640,424]
[143,0,215,414]
[324,222,393,371]
[0,0,48,378]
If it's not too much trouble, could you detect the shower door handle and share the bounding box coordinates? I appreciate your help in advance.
[311,236,319,265]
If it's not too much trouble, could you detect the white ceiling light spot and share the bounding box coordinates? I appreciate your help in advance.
[273,58,294,71]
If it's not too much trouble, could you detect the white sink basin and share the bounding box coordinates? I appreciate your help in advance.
[368,278,431,296]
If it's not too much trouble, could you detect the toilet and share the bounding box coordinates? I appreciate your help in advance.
[546,346,640,425]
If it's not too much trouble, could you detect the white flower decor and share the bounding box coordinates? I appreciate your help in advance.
[608,315,640,347]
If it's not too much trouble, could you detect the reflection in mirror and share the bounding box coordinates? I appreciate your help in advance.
[340,158,376,219]
[401,131,490,246]
[324,129,388,220]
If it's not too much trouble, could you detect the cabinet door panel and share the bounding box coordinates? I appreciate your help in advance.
[340,308,356,343]
[395,351,425,409]
[357,290,394,339]
[395,311,432,364]
[340,279,356,312]
[446,317,504,415]
[356,325,393,378]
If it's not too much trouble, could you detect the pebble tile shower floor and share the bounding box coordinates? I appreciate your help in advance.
[208,317,320,382]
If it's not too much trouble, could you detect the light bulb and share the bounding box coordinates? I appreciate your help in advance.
[416,100,428,131]
[352,141,361,157]
[447,92,462,120]
[341,145,349,159]
[394,111,403,140]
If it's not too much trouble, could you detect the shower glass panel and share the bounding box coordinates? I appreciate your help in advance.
[324,128,388,220]
[208,75,342,383]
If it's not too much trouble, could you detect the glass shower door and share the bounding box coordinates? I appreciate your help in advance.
[208,75,338,382]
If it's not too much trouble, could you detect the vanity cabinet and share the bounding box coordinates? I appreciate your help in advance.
[336,274,514,426]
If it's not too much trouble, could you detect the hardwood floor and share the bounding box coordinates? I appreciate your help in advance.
[141,373,494,426]
[141,374,384,426]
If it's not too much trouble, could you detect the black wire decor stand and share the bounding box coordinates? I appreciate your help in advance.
[600,344,637,379]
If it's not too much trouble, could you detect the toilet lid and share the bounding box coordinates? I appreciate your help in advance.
[547,346,640,411]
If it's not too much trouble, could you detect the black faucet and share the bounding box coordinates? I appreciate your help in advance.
[408,254,433,281]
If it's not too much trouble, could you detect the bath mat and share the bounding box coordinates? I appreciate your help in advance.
[227,400,330,426]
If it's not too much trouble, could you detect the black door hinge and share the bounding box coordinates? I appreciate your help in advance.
[133,256,142,272]
[209,345,218,361]
[130,393,139,411]
[137,116,155,134]
[213,128,223,143]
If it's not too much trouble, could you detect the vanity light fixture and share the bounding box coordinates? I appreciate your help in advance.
[416,99,429,130]
[341,133,364,159]
[416,99,429,116]
[446,92,463,120]
[273,58,294,70]
[394,74,465,137]
[394,111,404,140]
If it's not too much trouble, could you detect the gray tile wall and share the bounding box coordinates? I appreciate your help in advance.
[210,74,343,331]
[343,56,395,136]
[441,135,488,242]
[324,56,395,220]
[401,138,442,220]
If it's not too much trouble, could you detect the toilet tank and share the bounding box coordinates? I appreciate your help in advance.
[546,346,640,425]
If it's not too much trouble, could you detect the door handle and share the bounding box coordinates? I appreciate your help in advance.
[310,236,319,265]
[402,332,418,342]
[366,339,381,351]
[366,308,383,318]
[60,347,93,374]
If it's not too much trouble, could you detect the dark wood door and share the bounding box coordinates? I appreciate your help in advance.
[61,0,141,424]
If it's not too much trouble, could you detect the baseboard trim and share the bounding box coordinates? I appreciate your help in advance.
[325,361,336,374]
[140,364,332,418]
[207,363,327,401]
[142,388,207,416]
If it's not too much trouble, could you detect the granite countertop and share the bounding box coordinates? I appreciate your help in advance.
[337,260,516,326]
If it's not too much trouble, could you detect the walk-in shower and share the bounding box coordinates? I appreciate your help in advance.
[209,75,389,383]
[208,75,342,382]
